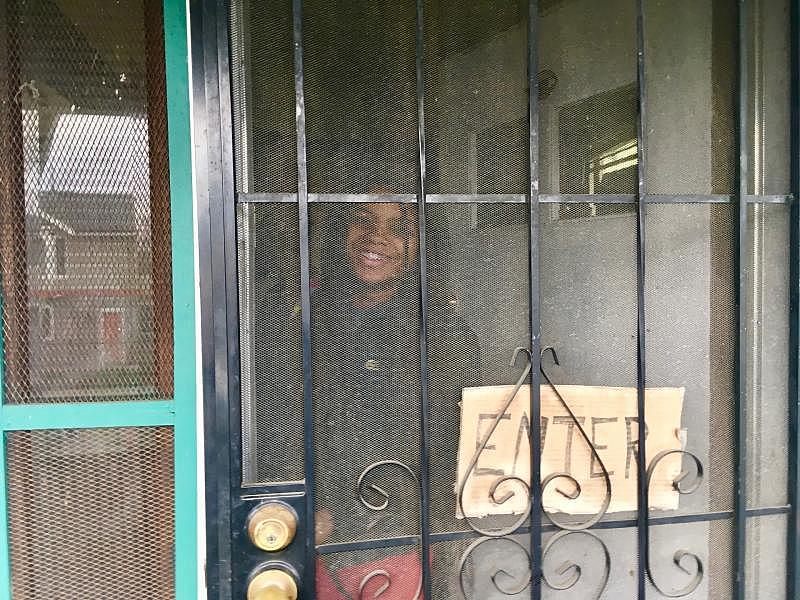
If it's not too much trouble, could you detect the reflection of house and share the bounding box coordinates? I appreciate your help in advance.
[24,112,156,399]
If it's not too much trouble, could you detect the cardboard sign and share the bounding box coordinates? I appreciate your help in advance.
[456,385,685,517]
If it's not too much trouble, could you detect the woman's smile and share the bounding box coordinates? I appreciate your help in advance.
[345,203,418,291]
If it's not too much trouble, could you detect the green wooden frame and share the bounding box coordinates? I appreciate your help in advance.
[0,0,197,597]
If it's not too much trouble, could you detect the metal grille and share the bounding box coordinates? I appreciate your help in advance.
[0,0,173,403]
[310,203,422,545]
[302,0,418,194]
[643,0,737,195]
[537,1,637,195]
[7,427,175,599]
[426,203,530,535]
[645,204,736,514]
[230,0,297,193]
[238,203,303,483]
[423,0,528,195]
[745,204,789,507]
[217,0,800,597]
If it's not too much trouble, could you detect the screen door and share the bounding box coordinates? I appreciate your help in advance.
[204,0,798,598]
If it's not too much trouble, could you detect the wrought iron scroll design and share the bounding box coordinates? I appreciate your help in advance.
[358,567,423,600]
[355,461,423,600]
[539,347,612,531]
[357,460,420,511]
[645,449,705,597]
[458,537,532,598]
[541,530,611,599]
[455,347,612,599]
[456,346,534,537]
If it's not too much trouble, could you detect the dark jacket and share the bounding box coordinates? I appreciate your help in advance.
[312,286,481,545]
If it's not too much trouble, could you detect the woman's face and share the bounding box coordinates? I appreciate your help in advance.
[345,203,418,287]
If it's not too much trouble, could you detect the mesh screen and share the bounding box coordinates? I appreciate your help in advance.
[426,204,530,535]
[423,0,528,195]
[432,536,532,600]
[310,203,421,545]
[645,204,735,514]
[745,514,788,599]
[745,204,789,507]
[540,203,638,523]
[238,203,303,483]
[1,0,173,403]
[303,1,417,194]
[746,0,790,195]
[229,0,297,193]
[646,518,733,599]
[317,544,421,599]
[7,427,175,599]
[537,0,637,194]
[643,0,736,194]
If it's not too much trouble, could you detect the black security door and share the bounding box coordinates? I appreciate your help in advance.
[194,0,800,599]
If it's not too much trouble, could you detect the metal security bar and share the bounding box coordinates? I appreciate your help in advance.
[198,0,800,598]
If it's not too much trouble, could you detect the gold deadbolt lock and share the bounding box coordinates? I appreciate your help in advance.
[247,502,298,552]
[247,569,298,600]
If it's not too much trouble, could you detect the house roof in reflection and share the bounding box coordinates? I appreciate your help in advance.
[40,113,149,196]
[31,113,149,235]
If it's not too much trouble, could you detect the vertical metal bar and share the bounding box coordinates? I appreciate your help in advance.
[527,2,542,599]
[0,290,9,600]
[736,1,749,598]
[788,0,800,596]
[414,1,433,598]
[635,0,648,598]
[291,1,316,596]
[162,0,198,596]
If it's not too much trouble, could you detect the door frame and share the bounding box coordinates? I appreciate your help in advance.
[191,1,800,599]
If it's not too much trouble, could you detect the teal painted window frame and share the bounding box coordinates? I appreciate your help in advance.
[0,0,197,598]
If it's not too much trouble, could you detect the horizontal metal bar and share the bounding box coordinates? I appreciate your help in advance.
[316,535,421,555]
[428,193,526,203]
[314,505,792,555]
[0,400,175,430]
[311,193,417,204]
[236,192,793,205]
[236,192,297,203]
[239,481,305,495]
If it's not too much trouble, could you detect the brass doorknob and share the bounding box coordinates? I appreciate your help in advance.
[247,502,298,552]
[247,569,298,600]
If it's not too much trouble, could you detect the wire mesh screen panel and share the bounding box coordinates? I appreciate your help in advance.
[229,0,297,194]
[0,0,173,404]
[644,204,736,515]
[540,203,638,527]
[643,0,737,194]
[302,0,417,194]
[310,203,421,545]
[745,514,788,600]
[537,0,637,195]
[238,203,303,483]
[745,204,789,507]
[317,544,422,599]
[423,0,528,195]
[6,427,175,599]
[646,518,734,599]
[425,203,530,536]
